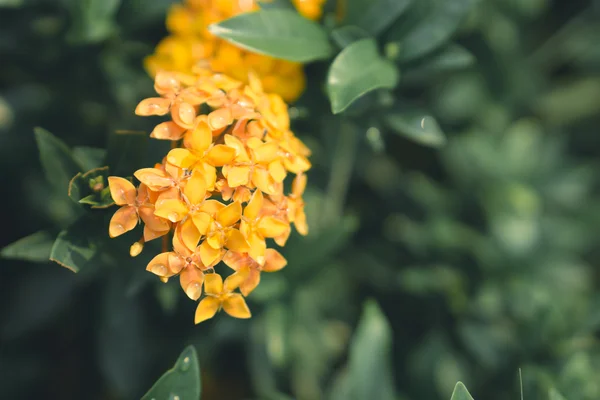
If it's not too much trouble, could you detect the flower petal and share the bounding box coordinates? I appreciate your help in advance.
[222,294,251,319]
[146,252,173,277]
[247,233,267,261]
[151,121,186,141]
[199,240,223,266]
[292,173,307,197]
[252,168,275,194]
[138,205,170,232]
[268,160,287,183]
[180,266,205,300]
[191,212,211,235]
[240,269,260,297]
[207,107,233,130]
[134,168,172,191]
[135,97,171,116]
[258,216,289,238]
[224,268,250,292]
[244,190,263,220]
[109,206,138,238]
[167,148,196,169]
[226,166,250,187]
[177,218,201,251]
[253,141,279,164]
[154,199,188,222]
[108,177,136,206]
[172,101,196,129]
[263,249,287,272]
[203,273,224,295]
[194,296,220,324]
[184,118,212,152]
[183,170,207,204]
[226,229,250,252]
[206,145,236,166]
[217,201,242,227]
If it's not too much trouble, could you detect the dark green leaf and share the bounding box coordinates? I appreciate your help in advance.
[344,0,412,36]
[209,9,333,62]
[327,38,399,114]
[450,382,474,400]
[66,0,121,44]
[50,217,100,273]
[72,146,107,171]
[385,112,446,147]
[141,346,201,400]
[338,300,396,400]
[34,127,83,195]
[0,231,56,262]
[0,0,23,7]
[406,44,475,78]
[392,0,476,62]
[68,166,114,208]
[331,26,370,49]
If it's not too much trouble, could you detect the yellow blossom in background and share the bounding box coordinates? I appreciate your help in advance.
[108,69,311,324]
[144,0,326,102]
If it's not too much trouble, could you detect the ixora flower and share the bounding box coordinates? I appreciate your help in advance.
[107,70,311,324]
[143,0,326,102]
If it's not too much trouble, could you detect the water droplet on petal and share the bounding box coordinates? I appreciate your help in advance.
[113,224,125,235]
[168,212,179,222]
[186,282,202,300]
[150,263,168,276]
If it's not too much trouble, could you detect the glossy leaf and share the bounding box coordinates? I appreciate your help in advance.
[34,127,83,195]
[385,112,446,147]
[327,38,399,114]
[0,231,56,262]
[549,388,567,400]
[141,346,201,400]
[344,0,412,36]
[72,146,107,171]
[331,26,370,49]
[450,382,474,400]
[392,0,476,62]
[50,217,99,273]
[209,9,333,62]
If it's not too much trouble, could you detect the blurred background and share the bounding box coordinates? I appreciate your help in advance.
[2,0,600,399]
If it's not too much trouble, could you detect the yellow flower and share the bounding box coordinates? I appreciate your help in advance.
[194,272,251,323]
[223,249,287,296]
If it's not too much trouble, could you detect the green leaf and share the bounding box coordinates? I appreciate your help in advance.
[209,9,333,62]
[450,382,474,400]
[344,0,412,36]
[72,146,107,171]
[141,346,201,400]
[50,217,100,273]
[385,112,446,147]
[34,127,83,195]
[66,0,121,44]
[326,38,399,114]
[392,0,476,62]
[407,44,475,76]
[0,0,23,7]
[549,388,567,400]
[340,300,396,400]
[68,167,114,208]
[257,0,294,10]
[0,231,56,262]
[331,26,370,49]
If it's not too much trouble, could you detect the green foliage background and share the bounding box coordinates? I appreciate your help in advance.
[1,0,600,399]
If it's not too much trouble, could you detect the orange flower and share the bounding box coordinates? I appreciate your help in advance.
[194,272,251,323]
[223,249,287,296]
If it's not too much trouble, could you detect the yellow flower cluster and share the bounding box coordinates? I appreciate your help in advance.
[144,0,326,102]
[108,69,310,323]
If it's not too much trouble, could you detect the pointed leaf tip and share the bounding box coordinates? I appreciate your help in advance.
[450,382,474,400]
[141,345,201,400]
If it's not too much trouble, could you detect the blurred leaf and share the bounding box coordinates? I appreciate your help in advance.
[450,382,474,400]
[391,0,476,62]
[0,0,22,7]
[141,346,201,400]
[65,0,121,44]
[344,0,412,36]
[385,113,446,147]
[72,146,107,171]
[327,38,399,114]
[331,26,370,49]
[330,300,396,400]
[1,230,55,262]
[34,127,83,195]
[405,44,475,80]
[549,388,567,400]
[50,216,100,273]
[68,167,114,208]
[209,9,333,62]
[257,0,294,10]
